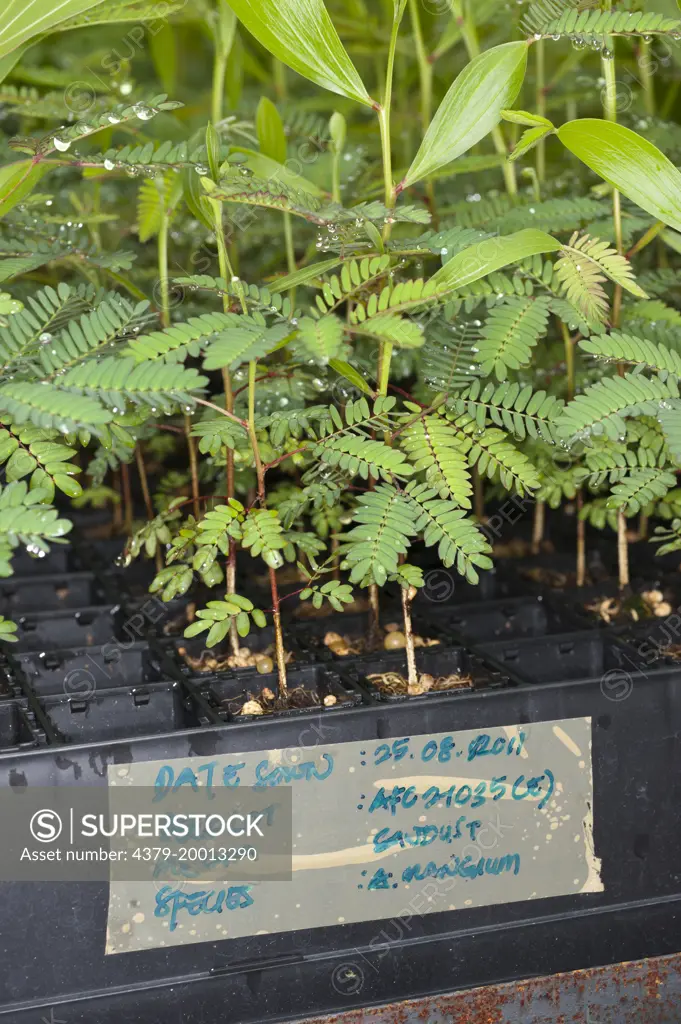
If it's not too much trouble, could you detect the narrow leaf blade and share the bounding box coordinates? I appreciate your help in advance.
[227,0,373,106]
[403,42,529,188]
[557,119,681,233]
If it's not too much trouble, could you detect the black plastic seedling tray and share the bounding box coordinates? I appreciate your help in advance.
[11,604,120,652]
[0,570,107,613]
[38,679,188,743]
[414,594,582,643]
[1,660,680,1023]
[487,629,644,685]
[1,539,681,1023]
[12,640,165,696]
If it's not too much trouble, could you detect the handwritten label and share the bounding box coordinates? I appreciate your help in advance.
[105,716,601,954]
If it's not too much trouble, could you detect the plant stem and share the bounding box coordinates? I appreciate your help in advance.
[639,39,655,116]
[269,566,287,696]
[601,24,623,330]
[473,466,484,521]
[378,341,393,398]
[638,510,649,541]
[331,145,342,205]
[377,0,406,240]
[135,443,162,572]
[601,16,628,590]
[211,194,247,654]
[627,220,665,259]
[121,461,133,535]
[184,414,200,520]
[247,359,286,696]
[273,58,287,101]
[455,0,516,195]
[576,490,586,587]
[617,509,629,590]
[157,206,170,329]
[368,583,381,642]
[408,0,432,134]
[283,211,296,305]
[112,470,123,531]
[531,500,545,555]
[377,105,394,240]
[211,40,228,125]
[408,0,437,223]
[371,1,406,635]
[560,321,575,402]
[536,39,546,182]
[402,585,418,693]
[222,368,239,653]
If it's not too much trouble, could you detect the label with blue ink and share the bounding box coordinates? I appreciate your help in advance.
[105,715,601,954]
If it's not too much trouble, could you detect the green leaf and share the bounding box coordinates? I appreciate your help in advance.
[0,160,51,218]
[403,42,529,188]
[149,20,176,96]
[501,108,553,128]
[297,315,345,363]
[227,0,373,106]
[228,147,325,197]
[509,124,554,162]
[256,96,287,164]
[0,0,106,60]
[0,44,28,85]
[203,319,291,370]
[205,122,221,182]
[0,616,18,642]
[215,0,237,57]
[329,359,373,395]
[429,228,561,293]
[352,313,424,349]
[557,119,681,234]
[272,257,342,292]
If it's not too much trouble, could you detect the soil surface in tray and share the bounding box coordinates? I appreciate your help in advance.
[323,621,440,657]
[227,685,337,716]
[178,644,294,674]
[367,669,472,696]
[586,588,676,625]
[521,566,598,589]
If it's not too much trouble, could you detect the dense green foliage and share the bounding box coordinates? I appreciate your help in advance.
[1,0,681,688]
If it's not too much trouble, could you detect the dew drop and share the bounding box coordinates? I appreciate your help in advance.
[53,136,71,152]
[39,332,53,344]
[133,103,154,121]
[103,158,115,171]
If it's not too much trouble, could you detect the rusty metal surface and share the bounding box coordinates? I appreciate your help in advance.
[295,952,681,1024]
